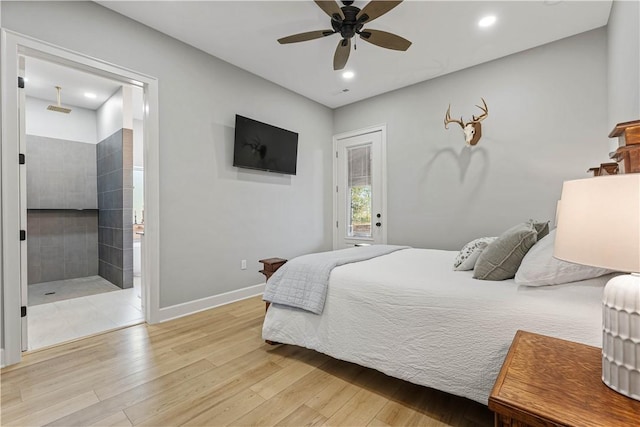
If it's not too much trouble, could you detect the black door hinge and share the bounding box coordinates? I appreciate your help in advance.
[20,230,26,241]
[19,153,25,165]
[21,306,27,317]
[18,77,24,89]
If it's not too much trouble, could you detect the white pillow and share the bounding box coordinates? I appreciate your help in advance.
[515,229,614,286]
[453,237,497,271]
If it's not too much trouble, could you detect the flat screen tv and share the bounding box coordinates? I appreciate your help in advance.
[233,115,298,175]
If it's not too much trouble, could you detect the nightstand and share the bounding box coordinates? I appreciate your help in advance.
[489,330,640,427]
[259,257,287,346]
[259,257,287,316]
[258,257,287,282]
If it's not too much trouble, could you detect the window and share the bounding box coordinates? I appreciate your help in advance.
[347,145,372,238]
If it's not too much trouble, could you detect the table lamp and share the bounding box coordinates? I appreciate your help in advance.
[554,174,640,401]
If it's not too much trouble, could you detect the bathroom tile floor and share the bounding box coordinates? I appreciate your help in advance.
[27,277,143,351]
[28,275,121,306]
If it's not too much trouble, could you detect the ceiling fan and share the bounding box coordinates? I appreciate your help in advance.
[278,0,412,71]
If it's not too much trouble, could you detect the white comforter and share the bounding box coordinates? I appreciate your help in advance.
[262,248,610,404]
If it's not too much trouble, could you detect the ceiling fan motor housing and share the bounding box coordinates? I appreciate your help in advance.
[334,5,367,40]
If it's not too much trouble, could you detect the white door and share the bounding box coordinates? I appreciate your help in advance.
[18,56,29,351]
[334,127,386,249]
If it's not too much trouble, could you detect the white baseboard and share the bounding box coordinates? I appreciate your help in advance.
[157,283,266,323]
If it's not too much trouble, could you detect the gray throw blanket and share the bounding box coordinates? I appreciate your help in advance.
[263,245,409,314]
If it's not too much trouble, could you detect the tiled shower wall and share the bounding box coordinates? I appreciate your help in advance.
[97,128,133,289]
[27,210,98,284]
[26,135,97,209]
[26,135,99,284]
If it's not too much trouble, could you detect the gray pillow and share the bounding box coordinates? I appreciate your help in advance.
[474,222,538,280]
[530,220,550,240]
[453,237,498,271]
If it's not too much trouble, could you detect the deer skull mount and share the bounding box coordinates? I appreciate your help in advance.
[444,98,489,146]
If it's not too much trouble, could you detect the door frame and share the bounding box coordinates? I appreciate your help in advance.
[1,30,161,366]
[332,124,388,249]
[18,56,28,351]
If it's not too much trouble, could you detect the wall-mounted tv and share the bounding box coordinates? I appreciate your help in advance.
[233,115,299,175]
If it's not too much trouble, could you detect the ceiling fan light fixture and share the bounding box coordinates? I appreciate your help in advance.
[342,71,355,79]
[478,15,497,28]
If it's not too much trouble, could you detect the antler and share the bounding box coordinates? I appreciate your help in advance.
[471,98,488,123]
[444,105,465,129]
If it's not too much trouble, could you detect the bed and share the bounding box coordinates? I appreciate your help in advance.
[262,244,613,405]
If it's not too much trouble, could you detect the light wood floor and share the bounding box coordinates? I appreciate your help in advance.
[1,296,493,427]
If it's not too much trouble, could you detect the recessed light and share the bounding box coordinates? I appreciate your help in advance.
[478,15,497,28]
[342,71,355,80]
[84,92,97,99]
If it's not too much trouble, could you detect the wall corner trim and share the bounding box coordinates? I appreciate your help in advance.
[156,283,266,323]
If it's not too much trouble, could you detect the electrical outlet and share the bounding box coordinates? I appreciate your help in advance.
[241,259,247,270]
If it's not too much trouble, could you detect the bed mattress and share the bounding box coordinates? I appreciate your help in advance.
[262,248,610,404]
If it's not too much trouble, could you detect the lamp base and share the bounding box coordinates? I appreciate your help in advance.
[602,273,640,401]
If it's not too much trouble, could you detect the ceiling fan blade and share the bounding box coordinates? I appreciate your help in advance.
[314,0,344,21]
[333,38,351,70]
[278,30,335,44]
[359,29,411,51]
[357,1,403,24]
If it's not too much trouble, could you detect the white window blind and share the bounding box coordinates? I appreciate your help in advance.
[348,145,371,187]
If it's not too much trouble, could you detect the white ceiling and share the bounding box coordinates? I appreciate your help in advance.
[97,0,612,109]
[24,56,144,118]
[24,56,123,110]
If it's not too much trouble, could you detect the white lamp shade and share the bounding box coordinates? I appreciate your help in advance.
[554,175,640,273]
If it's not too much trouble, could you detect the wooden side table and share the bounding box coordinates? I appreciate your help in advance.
[259,257,287,313]
[489,331,640,427]
[258,257,287,282]
[259,257,287,346]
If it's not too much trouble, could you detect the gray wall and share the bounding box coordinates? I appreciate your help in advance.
[26,135,97,209]
[607,0,640,151]
[334,29,609,250]
[26,134,99,284]
[97,129,133,289]
[1,1,334,308]
[27,210,98,284]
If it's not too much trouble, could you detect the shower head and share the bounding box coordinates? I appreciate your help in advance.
[47,86,71,114]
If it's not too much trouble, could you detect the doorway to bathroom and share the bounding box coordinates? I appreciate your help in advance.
[2,30,160,366]
[21,56,145,351]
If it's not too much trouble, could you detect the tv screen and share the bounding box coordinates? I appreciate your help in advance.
[233,115,298,175]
